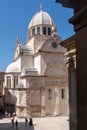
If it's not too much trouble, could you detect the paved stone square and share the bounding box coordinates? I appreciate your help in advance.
[0,116,69,130]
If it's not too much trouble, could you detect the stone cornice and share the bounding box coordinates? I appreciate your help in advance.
[55,0,76,9]
[69,5,87,31]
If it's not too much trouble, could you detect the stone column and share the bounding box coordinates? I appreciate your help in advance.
[56,0,87,130]
[68,56,77,130]
[41,89,46,116]
[69,4,87,130]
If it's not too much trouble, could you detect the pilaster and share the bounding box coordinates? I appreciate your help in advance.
[69,4,87,130]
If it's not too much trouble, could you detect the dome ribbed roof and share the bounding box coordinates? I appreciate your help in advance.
[28,11,54,29]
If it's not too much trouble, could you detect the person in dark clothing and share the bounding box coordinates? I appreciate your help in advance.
[15,120,18,130]
[11,118,14,127]
[25,117,28,127]
[29,116,33,126]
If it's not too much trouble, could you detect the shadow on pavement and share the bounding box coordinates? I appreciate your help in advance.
[0,122,35,130]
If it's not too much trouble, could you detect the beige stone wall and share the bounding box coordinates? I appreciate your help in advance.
[21,55,34,70]
[5,32,68,117]
[41,52,67,77]
[16,107,27,117]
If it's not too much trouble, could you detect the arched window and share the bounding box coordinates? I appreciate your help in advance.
[48,27,51,35]
[48,89,52,99]
[14,76,18,88]
[7,76,11,88]
[61,89,65,99]
[32,28,35,35]
[37,27,40,34]
[43,27,46,35]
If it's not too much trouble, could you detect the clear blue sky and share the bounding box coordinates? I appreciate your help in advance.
[0,0,75,71]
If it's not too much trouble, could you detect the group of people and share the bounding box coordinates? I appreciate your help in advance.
[11,114,19,130]
[11,115,33,129]
[25,116,33,127]
[12,118,18,129]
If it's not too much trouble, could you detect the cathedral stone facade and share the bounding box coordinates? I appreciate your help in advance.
[5,7,69,117]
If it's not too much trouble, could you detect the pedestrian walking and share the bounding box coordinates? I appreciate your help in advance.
[29,116,33,126]
[11,118,14,127]
[8,113,11,118]
[25,117,28,127]
[15,120,18,130]
[5,111,8,117]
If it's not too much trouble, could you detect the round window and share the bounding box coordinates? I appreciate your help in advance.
[52,42,57,48]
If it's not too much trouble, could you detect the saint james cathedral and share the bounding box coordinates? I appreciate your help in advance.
[4,6,69,117]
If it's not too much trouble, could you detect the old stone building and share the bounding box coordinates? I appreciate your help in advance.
[56,0,87,130]
[60,35,76,129]
[4,6,69,117]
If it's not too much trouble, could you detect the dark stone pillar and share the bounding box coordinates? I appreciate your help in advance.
[56,0,87,129]
[68,56,77,130]
[69,4,87,130]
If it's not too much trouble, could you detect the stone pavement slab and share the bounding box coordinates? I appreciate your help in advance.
[0,116,69,130]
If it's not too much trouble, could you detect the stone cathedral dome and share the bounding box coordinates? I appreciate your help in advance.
[27,5,56,39]
[6,5,57,73]
[6,60,21,73]
[28,10,54,29]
